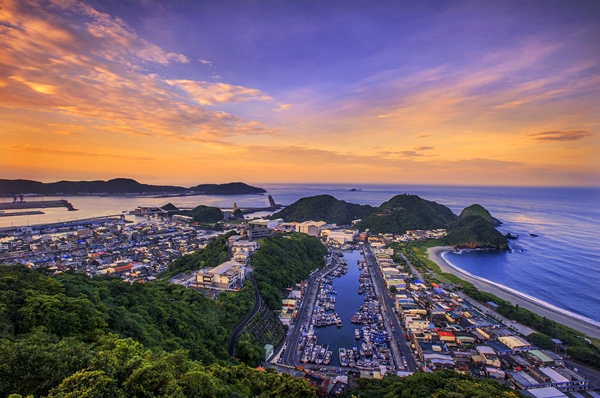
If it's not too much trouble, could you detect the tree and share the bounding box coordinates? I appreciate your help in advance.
[48,370,119,398]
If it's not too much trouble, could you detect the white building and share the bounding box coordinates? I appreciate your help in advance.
[325,229,358,244]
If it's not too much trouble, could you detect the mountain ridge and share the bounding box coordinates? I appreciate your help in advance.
[0,178,266,196]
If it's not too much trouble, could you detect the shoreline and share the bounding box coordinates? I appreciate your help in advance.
[428,246,600,340]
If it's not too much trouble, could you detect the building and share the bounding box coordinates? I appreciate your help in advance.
[499,335,531,353]
[295,220,326,237]
[507,367,588,393]
[324,229,357,244]
[195,260,246,290]
[246,220,274,240]
[172,214,194,224]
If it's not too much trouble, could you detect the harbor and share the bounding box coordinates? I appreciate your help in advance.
[293,250,399,373]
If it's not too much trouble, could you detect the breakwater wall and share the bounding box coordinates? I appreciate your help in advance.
[0,200,76,211]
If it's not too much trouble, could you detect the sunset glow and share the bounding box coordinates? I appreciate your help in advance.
[1,0,598,186]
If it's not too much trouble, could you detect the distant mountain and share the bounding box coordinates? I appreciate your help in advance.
[445,215,508,249]
[459,204,502,226]
[354,194,458,234]
[188,182,266,195]
[270,194,374,225]
[0,178,265,196]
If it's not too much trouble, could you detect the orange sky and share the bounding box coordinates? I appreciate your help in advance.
[1,0,598,186]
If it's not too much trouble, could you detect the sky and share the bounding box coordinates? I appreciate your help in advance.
[1,0,599,186]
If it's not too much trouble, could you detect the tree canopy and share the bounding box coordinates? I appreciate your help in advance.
[341,370,522,398]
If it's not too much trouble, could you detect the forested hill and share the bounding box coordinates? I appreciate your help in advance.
[270,194,374,225]
[354,194,458,234]
[459,204,502,226]
[0,265,315,397]
[0,178,266,195]
[251,233,328,310]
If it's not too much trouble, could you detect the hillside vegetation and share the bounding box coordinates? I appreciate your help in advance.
[0,264,318,397]
[445,215,509,249]
[354,194,457,234]
[251,233,327,311]
[271,194,374,225]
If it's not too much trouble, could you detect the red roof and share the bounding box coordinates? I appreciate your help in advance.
[437,331,456,337]
[114,264,133,273]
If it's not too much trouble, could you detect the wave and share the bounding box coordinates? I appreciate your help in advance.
[441,251,600,327]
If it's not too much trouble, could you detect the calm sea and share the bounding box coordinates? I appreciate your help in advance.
[2,184,599,322]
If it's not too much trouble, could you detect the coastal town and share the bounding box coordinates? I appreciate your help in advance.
[1,210,597,398]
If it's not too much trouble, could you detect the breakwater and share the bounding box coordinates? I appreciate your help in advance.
[0,200,77,211]
[0,214,124,238]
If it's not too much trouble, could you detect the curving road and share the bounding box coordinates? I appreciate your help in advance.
[228,269,262,356]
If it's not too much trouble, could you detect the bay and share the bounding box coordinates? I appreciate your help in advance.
[2,184,598,323]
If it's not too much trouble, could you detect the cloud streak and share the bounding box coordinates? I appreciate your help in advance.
[165,80,271,105]
[529,130,592,142]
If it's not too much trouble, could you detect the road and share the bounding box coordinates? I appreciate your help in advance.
[228,269,262,356]
[363,244,418,372]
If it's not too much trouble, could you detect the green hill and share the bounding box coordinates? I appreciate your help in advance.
[179,205,224,223]
[445,215,508,249]
[251,233,327,311]
[460,204,502,226]
[270,194,374,225]
[354,194,457,234]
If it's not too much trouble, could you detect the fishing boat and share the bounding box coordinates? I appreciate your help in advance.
[323,350,332,365]
[339,348,349,367]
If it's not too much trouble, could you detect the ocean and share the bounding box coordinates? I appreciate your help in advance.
[2,184,599,323]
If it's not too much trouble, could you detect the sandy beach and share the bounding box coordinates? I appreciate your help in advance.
[428,246,600,340]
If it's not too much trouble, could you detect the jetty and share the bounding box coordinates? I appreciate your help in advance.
[0,200,77,211]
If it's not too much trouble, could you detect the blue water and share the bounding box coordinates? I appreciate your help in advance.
[3,184,599,323]
[316,250,365,367]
